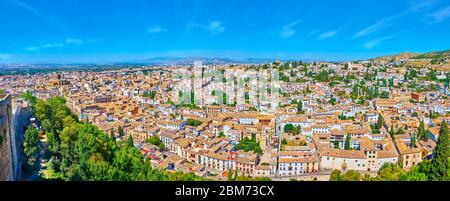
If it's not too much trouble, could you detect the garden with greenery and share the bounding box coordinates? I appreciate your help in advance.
[234,134,263,155]
[22,94,205,181]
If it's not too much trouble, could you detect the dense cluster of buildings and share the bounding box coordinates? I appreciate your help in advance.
[1,59,449,180]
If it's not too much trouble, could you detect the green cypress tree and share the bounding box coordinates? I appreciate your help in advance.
[411,134,417,148]
[345,135,351,150]
[376,114,383,129]
[118,125,123,137]
[390,124,395,139]
[297,101,302,113]
[418,120,428,141]
[227,169,233,181]
[429,121,449,181]
[110,128,116,142]
[126,135,134,147]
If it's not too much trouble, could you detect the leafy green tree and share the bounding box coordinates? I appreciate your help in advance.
[330,170,342,181]
[375,163,404,181]
[350,84,359,100]
[284,124,294,133]
[396,127,405,135]
[341,170,362,181]
[30,96,205,181]
[235,176,272,181]
[59,122,80,177]
[329,97,336,105]
[283,124,301,135]
[21,91,37,106]
[218,132,226,138]
[186,118,202,127]
[389,78,394,88]
[429,121,449,181]
[144,135,165,151]
[143,91,156,99]
[34,99,51,126]
[333,141,340,149]
[46,132,60,155]
[380,91,390,99]
[23,126,39,170]
[371,158,432,181]
[234,134,262,155]
[400,166,427,181]
[314,70,330,82]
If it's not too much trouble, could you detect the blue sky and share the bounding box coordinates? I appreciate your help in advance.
[0,0,450,63]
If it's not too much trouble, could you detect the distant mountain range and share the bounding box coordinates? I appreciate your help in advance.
[369,49,450,71]
[2,49,449,68]
[125,56,278,65]
[120,50,450,65]
[370,49,450,62]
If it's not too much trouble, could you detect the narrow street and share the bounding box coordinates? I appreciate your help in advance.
[270,172,332,181]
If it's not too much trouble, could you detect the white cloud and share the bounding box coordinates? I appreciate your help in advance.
[364,35,396,49]
[208,21,225,33]
[353,1,434,39]
[25,46,40,51]
[65,38,83,45]
[408,0,436,12]
[353,18,393,38]
[148,26,167,34]
[42,43,65,48]
[429,6,450,23]
[26,38,85,51]
[188,21,226,34]
[7,0,46,21]
[280,19,302,38]
[319,30,339,40]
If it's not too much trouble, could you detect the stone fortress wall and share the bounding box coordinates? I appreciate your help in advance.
[0,94,14,181]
